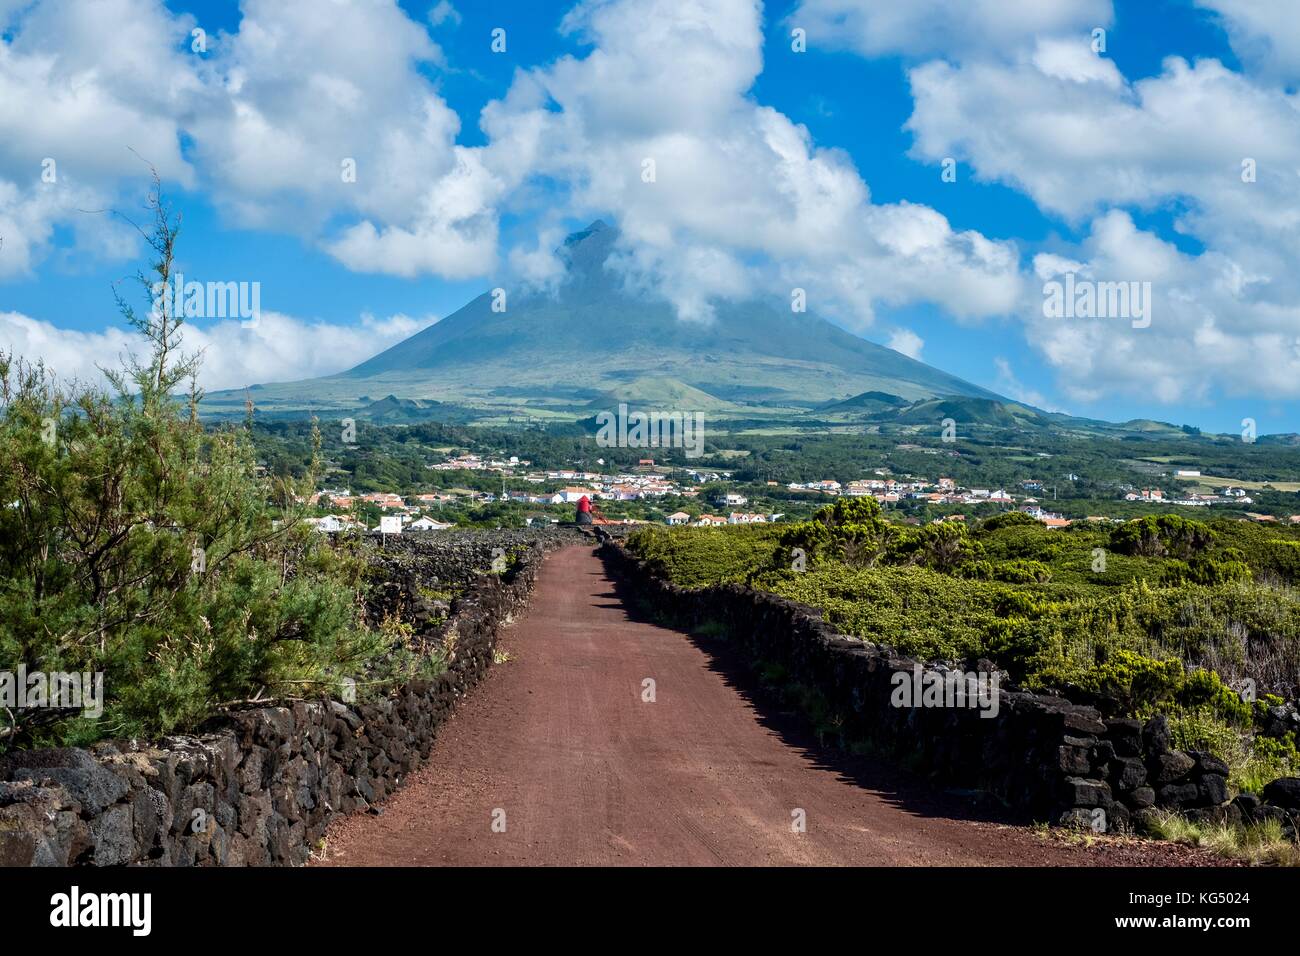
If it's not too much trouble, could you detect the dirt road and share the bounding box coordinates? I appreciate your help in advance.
[317,545,1224,866]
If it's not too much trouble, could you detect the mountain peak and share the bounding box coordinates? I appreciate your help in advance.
[567,218,612,238]
[559,220,619,277]
[248,217,1003,415]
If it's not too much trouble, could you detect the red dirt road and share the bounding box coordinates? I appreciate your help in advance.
[317,546,1225,866]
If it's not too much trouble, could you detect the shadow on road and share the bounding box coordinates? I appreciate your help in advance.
[598,562,1033,830]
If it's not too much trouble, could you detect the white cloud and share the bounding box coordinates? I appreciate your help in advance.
[788,0,1112,59]
[1031,35,1123,88]
[0,181,85,277]
[0,0,502,281]
[20,0,1291,416]
[481,0,1023,325]
[903,29,1300,405]
[908,47,1300,225]
[0,309,431,392]
[1196,0,1300,81]
[993,357,1055,411]
[886,328,923,359]
[0,0,201,275]
[0,0,199,186]
[1028,210,1300,405]
[188,0,502,277]
[506,224,572,292]
[2,0,1026,331]
[428,1,461,28]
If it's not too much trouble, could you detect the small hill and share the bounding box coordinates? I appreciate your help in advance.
[890,397,1047,427]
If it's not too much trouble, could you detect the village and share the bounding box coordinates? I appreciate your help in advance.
[290,447,1293,534]
[299,452,774,533]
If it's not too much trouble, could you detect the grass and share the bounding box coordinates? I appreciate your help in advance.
[1190,475,1300,493]
[1143,809,1299,865]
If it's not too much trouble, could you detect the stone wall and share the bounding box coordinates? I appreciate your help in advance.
[0,534,571,866]
[603,540,1300,836]
[363,527,587,594]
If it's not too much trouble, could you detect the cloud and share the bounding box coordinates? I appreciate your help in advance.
[901,29,1300,405]
[0,309,431,391]
[0,0,201,275]
[506,224,571,292]
[0,0,502,281]
[188,0,503,277]
[787,0,1112,59]
[0,181,86,278]
[907,45,1300,225]
[2,0,1026,326]
[480,0,1023,325]
[428,1,461,28]
[993,356,1055,411]
[1195,0,1300,81]
[19,0,1289,417]
[1029,210,1300,405]
[886,327,924,359]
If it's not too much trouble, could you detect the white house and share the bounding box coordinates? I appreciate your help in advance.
[305,515,344,533]
[694,514,728,526]
[408,516,453,531]
[666,511,691,525]
[557,486,599,504]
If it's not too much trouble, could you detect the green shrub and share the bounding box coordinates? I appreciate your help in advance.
[979,510,1041,532]
[1165,549,1252,586]
[778,497,889,568]
[992,559,1053,584]
[626,524,784,588]
[1110,514,1214,559]
[1239,733,1300,794]
[0,184,383,748]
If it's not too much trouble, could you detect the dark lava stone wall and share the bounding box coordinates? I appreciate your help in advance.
[0,533,580,867]
[602,540,1300,836]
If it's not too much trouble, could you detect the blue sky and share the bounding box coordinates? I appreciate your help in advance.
[2,0,1299,433]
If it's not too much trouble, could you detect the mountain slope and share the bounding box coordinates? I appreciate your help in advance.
[204,221,1005,420]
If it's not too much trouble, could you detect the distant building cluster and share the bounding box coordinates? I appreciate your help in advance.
[1124,483,1253,507]
[429,454,529,472]
[788,476,1018,507]
[301,448,1294,535]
